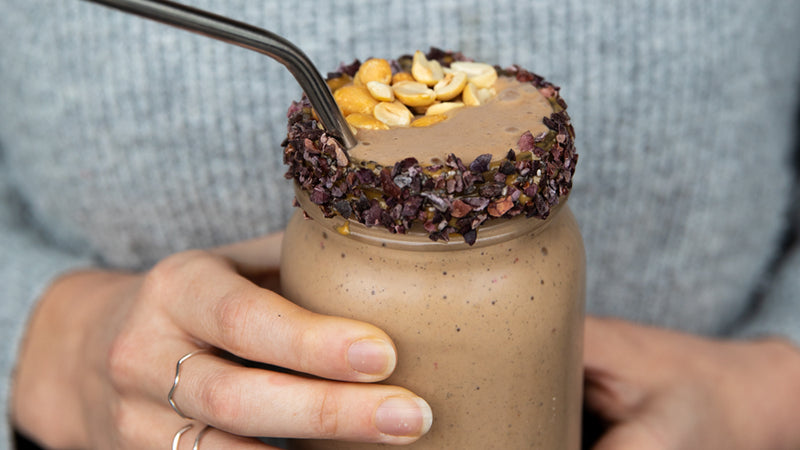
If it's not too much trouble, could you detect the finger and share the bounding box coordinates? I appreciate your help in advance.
[170,353,433,444]
[212,232,284,278]
[583,316,644,372]
[592,422,669,450]
[149,251,397,382]
[174,425,280,450]
[583,317,648,420]
[584,367,642,422]
[110,398,278,450]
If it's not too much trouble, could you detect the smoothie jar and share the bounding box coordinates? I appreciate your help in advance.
[281,50,584,449]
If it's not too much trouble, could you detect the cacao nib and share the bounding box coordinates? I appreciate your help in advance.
[282,54,578,245]
[462,196,490,211]
[462,229,477,246]
[499,161,516,175]
[469,154,492,173]
[337,59,361,77]
[379,168,403,199]
[422,192,451,212]
[333,200,353,218]
[309,187,330,205]
[518,131,535,153]
[451,199,473,218]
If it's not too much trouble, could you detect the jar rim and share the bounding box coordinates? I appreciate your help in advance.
[294,184,567,252]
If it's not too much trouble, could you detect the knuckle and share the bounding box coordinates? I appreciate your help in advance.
[143,250,226,304]
[294,323,324,373]
[110,400,139,447]
[312,385,340,438]
[106,332,140,392]
[211,286,254,354]
[200,370,243,428]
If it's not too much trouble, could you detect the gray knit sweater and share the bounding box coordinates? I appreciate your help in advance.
[2,0,799,447]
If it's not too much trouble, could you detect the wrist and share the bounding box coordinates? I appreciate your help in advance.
[730,339,800,450]
[763,339,800,449]
[11,269,138,448]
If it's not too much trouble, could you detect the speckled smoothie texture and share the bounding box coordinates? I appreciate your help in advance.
[281,191,585,449]
[282,53,584,448]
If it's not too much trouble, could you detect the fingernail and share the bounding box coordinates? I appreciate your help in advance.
[375,396,433,437]
[347,339,396,376]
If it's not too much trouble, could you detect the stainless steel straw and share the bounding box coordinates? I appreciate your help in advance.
[83,0,358,149]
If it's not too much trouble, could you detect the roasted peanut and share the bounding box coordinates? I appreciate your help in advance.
[392,72,415,84]
[411,50,444,86]
[426,101,465,116]
[366,81,395,102]
[411,114,447,127]
[355,58,393,85]
[433,71,468,101]
[334,85,380,116]
[477,86,497,104]
[450,61,498,88]
[462,82,481,106]
[326,74,352,92]
[373,101,413,127]
[346,113,390,130]
[392,81,437,107]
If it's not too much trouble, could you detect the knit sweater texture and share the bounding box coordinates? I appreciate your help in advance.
[1,0,799,447]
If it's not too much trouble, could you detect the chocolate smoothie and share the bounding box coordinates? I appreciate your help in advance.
[281,50,584,449]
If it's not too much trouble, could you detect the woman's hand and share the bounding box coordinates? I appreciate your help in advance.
[11,232,432,449]
[584,317,800,450]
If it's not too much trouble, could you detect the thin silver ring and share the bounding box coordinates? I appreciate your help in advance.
[172,423,194,450]
[193,425,211,450]
[168,348,212,419]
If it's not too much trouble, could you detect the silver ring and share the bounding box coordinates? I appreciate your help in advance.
[193,425,211,450]
[168,349,211,419]
[172,423,194,450]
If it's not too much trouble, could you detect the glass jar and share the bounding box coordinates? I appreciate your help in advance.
[281,186,585,449]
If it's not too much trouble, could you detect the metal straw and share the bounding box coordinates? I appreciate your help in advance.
[83,0,358,149]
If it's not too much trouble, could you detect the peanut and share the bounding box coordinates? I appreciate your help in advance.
[411,114,447,127]
[411,50,444,86]
[355,58,392,85]
[373,101,413,127]
[450,61,498,88]
[334,85,380,116]
[346,113,390,130]
[426,101,464,116]
[392,72,415,84]
[462,82,481,106]
[326,74,352,92]
[392,81,437,107]
[477,86,497,104]
[433,71,468,101]
[366,81,395,102]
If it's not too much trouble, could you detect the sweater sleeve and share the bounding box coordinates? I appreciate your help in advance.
[732,240,800,347]
[0,161,93,447]
[731,169,800,346]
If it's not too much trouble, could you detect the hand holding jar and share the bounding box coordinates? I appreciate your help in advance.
[12,233,432,449]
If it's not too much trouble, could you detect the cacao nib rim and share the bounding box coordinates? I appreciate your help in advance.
[282,48,577,245]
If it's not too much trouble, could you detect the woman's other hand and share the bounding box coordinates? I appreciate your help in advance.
[584,317,800,450]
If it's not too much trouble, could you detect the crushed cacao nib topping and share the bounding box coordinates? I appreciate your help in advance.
[283,49,577,245]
